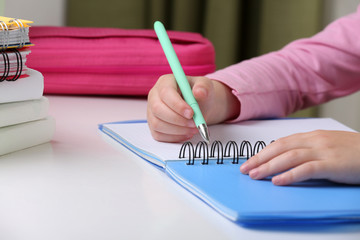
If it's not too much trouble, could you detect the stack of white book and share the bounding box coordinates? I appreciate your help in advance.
[0,17,55,156]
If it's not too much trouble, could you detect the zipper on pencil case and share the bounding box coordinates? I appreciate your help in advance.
[32,64,216,75]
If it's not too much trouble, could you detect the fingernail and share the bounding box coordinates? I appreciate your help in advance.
[240,163,248,173]
[198,87,207,98]
[249,168,259,179]
[184,109,192,119]
[272,175,283,185]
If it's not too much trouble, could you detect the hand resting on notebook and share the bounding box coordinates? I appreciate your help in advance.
[240,130,360,185]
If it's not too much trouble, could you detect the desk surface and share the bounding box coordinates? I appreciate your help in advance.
[0,95,359,240]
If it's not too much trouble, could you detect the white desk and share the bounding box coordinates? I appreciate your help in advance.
[0,95,359,240]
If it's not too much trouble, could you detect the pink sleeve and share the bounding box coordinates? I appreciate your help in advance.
[206,5,360,122]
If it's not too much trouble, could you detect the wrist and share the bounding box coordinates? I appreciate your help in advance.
[212,80,240,123]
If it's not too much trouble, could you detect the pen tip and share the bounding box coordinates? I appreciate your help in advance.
[198,124,210,144]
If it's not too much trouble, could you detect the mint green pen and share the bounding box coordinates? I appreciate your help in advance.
[154,21,210,144]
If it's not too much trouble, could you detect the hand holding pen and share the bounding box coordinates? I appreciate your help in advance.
[147,22,240,143]
[154,21,210,143]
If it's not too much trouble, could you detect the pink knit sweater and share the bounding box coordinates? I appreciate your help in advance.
[206,5,360,122]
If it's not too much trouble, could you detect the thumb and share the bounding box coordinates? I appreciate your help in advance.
[191,77,213,102]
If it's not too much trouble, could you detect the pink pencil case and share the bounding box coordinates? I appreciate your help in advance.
[27,26,216,96]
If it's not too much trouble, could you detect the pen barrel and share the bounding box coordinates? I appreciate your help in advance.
[154,21,205,126]
[154,22,196,104]
[190,103,206,126]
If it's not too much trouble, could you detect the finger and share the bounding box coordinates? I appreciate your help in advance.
[149,89,195,128]
[241,133,312,174]
[149,127,196,143]
[158,75,194,120]
[248,148,318,180]
[190,77,213,102]
[272,161,327,185]
[147,111,198,136]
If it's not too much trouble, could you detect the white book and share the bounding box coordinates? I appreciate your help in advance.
[0,68,44,104]
[0,117,55,156]
[0,97,49,128]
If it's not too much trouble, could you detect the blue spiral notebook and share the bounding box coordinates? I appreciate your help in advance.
[98,118,360,225]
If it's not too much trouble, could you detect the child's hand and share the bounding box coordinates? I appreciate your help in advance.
[240,130,360,185]
[147,74,239,142]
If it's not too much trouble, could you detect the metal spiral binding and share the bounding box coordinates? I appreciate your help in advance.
[179,140,270,165]
[11,49,23,81]
[11,19,25,49]
[194,141,209,165]
[0,21,9,50]
[0,50,10,81]
[210,141,223,164]
[179,142,195,165]
[0,49,23,82]
[0,19,25,82]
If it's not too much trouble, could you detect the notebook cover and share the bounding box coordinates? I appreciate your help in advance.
[165,160,360,225]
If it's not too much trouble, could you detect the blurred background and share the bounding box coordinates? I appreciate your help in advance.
[1,0,359,131]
